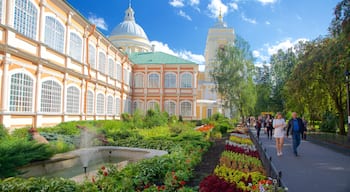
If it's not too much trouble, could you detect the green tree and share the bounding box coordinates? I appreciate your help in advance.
[254,64,273,115]
[211,36,256,121]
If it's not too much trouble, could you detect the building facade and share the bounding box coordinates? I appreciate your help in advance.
[0,0,198,130]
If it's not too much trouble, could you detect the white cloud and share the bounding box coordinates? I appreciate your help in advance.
[257,0,277,5]
[178,10,192,21]
[189,0,200,6]
[253,50,269,62]
[88,14,108,31]
[207,0,228,18]
[229,2,239,10]
[266,38,308,56]
[265,21,271,25]
[150,40,205,70]
[169,0,184,7]
[241,13,257,24]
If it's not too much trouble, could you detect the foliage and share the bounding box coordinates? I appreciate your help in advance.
[320,111,338,133]
[144,106,169,128]
[0,138,53,178]
[0,124,8,139]
[39,121,83,136]
[211,36,256,120]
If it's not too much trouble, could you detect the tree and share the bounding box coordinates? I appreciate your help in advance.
[211,36,256,122]
[254,64,273,115]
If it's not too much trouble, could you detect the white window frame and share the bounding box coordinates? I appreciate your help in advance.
[108,58,115,78]
[116,62,122,81]
[44,14,65,53]
[180,72,193,88]
[69,32,82,62]
[40,78,62,113]
[88,43,96,69]
[115,97,120,116]
[148,73,160,88]
[13,0,38,40]
[180,101,192,117]
[147,100,159,111]
[106,95,114,115]
[133,100,144,113]
[87,90,94,114]
[66,85,80,114]
[134,73,144,88]
[164,72,176,88]
[96,93,105,115]
[164,100,176,116]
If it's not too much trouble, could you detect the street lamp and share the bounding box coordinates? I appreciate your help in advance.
[345,70,350,142]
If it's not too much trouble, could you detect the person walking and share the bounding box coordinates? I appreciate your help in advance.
[302,117,308,140]
[273,112,286,156]
[266,115,273,140]
[286,112,306,156]
[255,116,262,139]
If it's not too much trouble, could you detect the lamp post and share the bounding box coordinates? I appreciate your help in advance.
[345,70,350,142]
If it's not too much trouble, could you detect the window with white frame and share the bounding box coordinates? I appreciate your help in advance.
[148,73,160,88]
[165,73,176,88]
[96,93,104,114]
[134,73,144,88]
[147,101,158,111]
[128,100,131,114]
[87,90,94,114]
[9,72,33,112]
[108,58,115,78]
[164,101,176,116]
[133,101,144,113]
[98,52,106,73]
[40,80,61,113]
[180,101,192,116]
[129,71,132,86]
[0,0,2,23]
[69,32,82,61]
[45,16,64,53]
[123,69,129,85]
[107,95,114,115]
[14,0,38,39]
[88,44,96,69]
[66,86,80,113]
[116,63,122,81]
[123,99,128,113]
[115,98,120,115]
[181,73,192,88]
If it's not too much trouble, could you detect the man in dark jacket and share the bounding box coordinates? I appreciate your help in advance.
[286,112,305,156]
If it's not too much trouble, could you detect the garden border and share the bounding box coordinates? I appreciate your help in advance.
[248,129,287,189]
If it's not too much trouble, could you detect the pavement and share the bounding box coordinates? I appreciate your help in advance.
[250,128,350,192]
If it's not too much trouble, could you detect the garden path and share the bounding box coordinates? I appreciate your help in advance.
[252,128,350,192]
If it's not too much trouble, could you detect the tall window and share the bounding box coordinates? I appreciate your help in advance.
[116,63,122,81]
[45,16,64,53]
[148,73,160,88]
[87,90,94,114]
[69,33,82,61]
[165,73,176,88]
[41,80,61,113]
[0,0,3,23]
[96,93,104,114]
[108,59,115,78]
[107,95,114,115]
[14,0,38,39]
[88,44,96,69]
[123,69,129,85]
[181,73,192,88]
[180,101,192,117]
[133,101,144,113]
[147,101,158,110]
[9,72,33,112]
[115,98,120,116]
[66,86,80,113]
[134,73,144,88]
[164,101,176,116]
[98,52,106,73]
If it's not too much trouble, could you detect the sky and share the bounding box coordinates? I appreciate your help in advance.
[66,0,340,70]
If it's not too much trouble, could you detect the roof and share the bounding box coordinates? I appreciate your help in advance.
[129,52,197,65]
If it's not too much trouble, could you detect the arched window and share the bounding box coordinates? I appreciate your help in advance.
[45,16,64,53]
[66,86,80,113]
[9,72,33,112]
[180,101,192,117]
[115,98,120,116]
[134,73,144,88]
[69,32,82,61]
[148,73,160,88]
[14,0,38,39]
[98,52,106,73]
[87,90,94,114]
[133,101,144,112]
[116,63,122,81]
[165,73,176,88]
[147,101,158,111]
[181,73,192,88]
[164,100,176,116]
[96,93,104,114]
[107,95,114,115]
[88,44,96,69]
[108,58,115,78]
[123,69,129,85]
[41,80,61,112]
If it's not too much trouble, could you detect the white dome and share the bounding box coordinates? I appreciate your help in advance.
[110,6,148,40]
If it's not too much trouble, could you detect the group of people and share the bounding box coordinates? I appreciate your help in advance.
[253,112,307,156]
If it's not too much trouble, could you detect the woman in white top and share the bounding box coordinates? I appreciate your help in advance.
[273,112,286,156]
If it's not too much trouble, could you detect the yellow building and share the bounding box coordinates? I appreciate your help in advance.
[0,0,199,130]
[196,12,235,119]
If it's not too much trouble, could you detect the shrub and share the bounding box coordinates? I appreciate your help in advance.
[144,107,168,128]
[11,127,31,140]
[320,111,338,133]
[0,124,8,139]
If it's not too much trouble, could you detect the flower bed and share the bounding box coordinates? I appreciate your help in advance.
[196,124,215,132]
[199,131,277,192]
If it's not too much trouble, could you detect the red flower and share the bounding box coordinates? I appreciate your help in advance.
[101,166,106,170]
[91,176,95,183]
[103,171,108,176]
[179,180,186,186]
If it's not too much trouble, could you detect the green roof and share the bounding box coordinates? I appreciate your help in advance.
[129,52,196,65]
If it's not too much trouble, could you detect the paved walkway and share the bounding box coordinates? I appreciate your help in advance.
[250,128,350,192]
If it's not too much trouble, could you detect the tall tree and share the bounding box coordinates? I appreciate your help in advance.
[211,36,256,121]
[254,64,273,115]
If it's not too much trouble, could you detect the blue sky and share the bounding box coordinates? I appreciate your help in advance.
[66,0,339,69]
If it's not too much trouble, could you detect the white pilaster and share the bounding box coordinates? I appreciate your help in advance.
[1,53,10,113]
